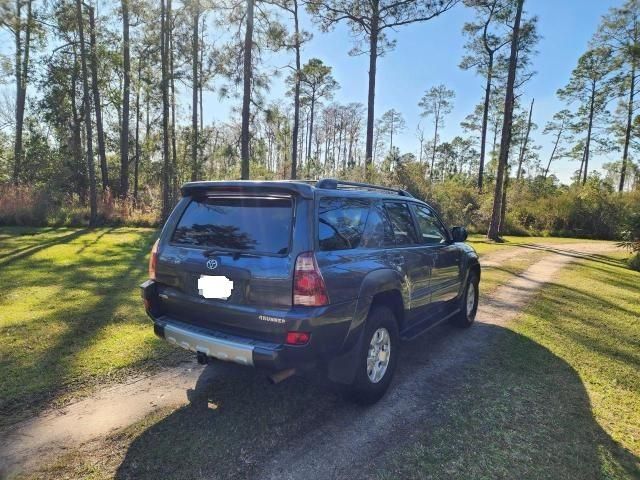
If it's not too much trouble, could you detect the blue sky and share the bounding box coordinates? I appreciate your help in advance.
[202,0,622,183]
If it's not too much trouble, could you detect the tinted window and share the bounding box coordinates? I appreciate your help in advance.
[384,202,419,245]
[318,197,370,251]
[172,196,292,254]
[360,204,395,248]
[414,206,448,244]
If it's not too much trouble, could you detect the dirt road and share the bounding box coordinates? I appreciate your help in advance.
[0,242,616,478]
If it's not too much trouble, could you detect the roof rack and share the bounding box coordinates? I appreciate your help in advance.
[315,178,413,197]
[280,179,318,186]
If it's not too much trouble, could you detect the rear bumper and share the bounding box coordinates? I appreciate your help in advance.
[141,279,357,371]
[153,316,285,369]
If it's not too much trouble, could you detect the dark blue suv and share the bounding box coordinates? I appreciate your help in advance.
[141,179,480,403]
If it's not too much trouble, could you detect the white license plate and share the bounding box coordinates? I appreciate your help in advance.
[198,275,234,300]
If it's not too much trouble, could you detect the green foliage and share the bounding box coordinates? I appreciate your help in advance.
[617,210,640,253]
[388,159,640,239]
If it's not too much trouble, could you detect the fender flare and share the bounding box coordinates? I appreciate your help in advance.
[327,268,405,384]
[457,252,481,299]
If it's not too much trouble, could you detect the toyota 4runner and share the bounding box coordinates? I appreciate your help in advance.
[141,179,480,404]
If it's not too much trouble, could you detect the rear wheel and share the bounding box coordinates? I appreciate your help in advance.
[452,271,479,328]
[345,305,399,405]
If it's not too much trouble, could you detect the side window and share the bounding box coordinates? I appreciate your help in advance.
[318,197,370,251]
[360,204,395,248]
[384,202,419,246]
[414,206,448,245]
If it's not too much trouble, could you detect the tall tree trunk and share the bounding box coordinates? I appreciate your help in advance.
[75,0,98,226]
[13,0,32,184]
[498,163,510,233]
[307,95,316,160]
[191,0,200,181]
[71,53,85,201]
[240,0,254,179]
[478,54,493,192]
[134,57,141,200]
[88,6,109,190]
[169,1,178,195]
[13,0,22,184]
[199,16,204,133]
[145,86,150,175]
[544,121,564,179]
[516,97,534,180]
[619,61,636,192]
[120,0,130,198]
[300,111,306,168]
[161,0,171,219]
[583,82,596,185]
[430,115,439,179]
[290,0,301,179]
[487,0,524,241]
[364,9,379,173]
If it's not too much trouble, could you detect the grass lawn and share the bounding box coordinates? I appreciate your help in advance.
[0,227,188,425]
[378,250,640,479]
[466,233,608,256]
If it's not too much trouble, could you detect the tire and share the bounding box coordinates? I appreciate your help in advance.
[345,305,399,405]
[452,270,479,328]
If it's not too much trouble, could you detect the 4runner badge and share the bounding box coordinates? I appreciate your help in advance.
[206,259,218,270]
[259,315,285,324]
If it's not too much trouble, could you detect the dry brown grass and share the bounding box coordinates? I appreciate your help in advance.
[0,184,160,227]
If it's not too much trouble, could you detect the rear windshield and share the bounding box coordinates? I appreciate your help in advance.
[172,196,293,254]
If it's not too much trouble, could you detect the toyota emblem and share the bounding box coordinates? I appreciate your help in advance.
[206,259,218,270]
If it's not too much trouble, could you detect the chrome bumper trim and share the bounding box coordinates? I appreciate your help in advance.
[163,322,254,366]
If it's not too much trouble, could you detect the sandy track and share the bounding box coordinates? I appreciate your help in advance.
[0,242,615,478]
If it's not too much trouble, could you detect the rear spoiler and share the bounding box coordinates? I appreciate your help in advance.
[181,181,315,199]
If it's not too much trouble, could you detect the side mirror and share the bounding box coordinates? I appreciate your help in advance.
[451,226,468,243]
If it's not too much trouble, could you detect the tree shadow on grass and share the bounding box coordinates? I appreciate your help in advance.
[508,242,625,268]
[113,321,639,480]
[0,228,91,265]
[0,228,171,424]
[380,324,640,480]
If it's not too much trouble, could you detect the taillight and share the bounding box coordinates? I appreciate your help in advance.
[293,252,329,307]
[286,331,311,345]
[148,239,159,280]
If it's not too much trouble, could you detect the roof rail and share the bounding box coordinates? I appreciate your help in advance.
[315,178,413,198]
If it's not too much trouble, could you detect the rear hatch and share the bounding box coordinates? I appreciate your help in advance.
[156,190,304,342]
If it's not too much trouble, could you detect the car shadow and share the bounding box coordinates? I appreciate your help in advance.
[113,321,639,480]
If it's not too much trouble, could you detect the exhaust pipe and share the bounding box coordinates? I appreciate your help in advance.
[268,368,296,384]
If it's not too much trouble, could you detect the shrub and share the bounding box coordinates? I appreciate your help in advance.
[1,167,638,238]
[617,211,640,253]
